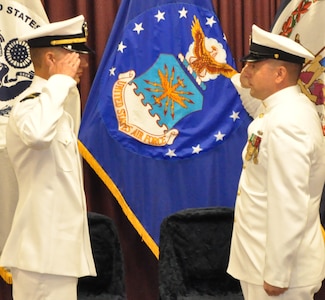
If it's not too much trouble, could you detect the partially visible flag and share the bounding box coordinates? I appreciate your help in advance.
[272,0,325,226]
[0,0,48,284]
[272,0,325,130]
[78,0,251,257]
[0,0,49,145]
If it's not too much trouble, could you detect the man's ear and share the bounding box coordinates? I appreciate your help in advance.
[44,51,55,67]
[275,65,287,84]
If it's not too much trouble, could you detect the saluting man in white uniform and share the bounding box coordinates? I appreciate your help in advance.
[0,15,96,300]
[227,25,325,300]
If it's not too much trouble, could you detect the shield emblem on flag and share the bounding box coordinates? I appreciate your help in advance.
[112,54,203,146]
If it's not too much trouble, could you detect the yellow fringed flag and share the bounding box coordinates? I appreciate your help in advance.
[322,225,325,243]
[0,1,48,283]
[78,0,251,258]
[0,267,12,284]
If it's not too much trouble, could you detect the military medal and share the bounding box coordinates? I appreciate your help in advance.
[245,132,262,164]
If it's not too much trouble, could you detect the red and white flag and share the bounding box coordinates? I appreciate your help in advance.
[272,0,325,134]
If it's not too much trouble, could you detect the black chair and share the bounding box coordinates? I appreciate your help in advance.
[158,207,243,300]
[78,212,126,300]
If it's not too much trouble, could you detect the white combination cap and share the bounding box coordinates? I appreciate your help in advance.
[19,15,92,54]
[242,24,314,64]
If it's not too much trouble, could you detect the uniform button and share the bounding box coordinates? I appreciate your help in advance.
[237,189,241,196]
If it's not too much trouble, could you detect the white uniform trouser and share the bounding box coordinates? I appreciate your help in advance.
[240,281,322,300]
[11,268,78,300]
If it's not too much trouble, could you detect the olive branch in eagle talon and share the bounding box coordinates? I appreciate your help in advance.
[144,64,194,119]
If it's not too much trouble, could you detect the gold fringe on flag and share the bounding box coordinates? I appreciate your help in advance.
[78,140,159,259]
[321,225,325,243]
[0,266,12,284]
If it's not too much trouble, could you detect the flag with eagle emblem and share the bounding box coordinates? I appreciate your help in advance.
[78,0,251,257]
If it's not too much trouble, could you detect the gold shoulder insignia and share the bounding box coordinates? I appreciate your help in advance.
[20,93,41,103]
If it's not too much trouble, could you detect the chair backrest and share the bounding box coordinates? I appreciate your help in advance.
[78,212,126,300]
[159,207,243,300]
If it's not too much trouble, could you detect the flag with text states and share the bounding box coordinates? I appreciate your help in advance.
[0,0,48,284]
[0,0,48,145]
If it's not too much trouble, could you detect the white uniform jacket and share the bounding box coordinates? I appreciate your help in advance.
[0,75,96,277]
[228,75,325,288]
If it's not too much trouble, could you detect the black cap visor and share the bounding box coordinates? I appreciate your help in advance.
[241,43,305,64]
[27,34,94,54]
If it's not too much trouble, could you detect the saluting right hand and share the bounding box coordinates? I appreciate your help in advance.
[48,51,81,80]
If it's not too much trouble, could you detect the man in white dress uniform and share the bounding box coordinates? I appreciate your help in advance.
[227,25,325,300]
[0,15,96,300]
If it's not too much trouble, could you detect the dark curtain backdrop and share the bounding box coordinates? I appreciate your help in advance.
[1,1,324,300]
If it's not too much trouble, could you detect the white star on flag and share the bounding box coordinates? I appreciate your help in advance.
[178,7,188,18]
[223,33,227,41]
[109,67,116,76]
[166,149,177,158]
[155,10,165,22]
[117,41,127,53]
[206,16,217,27]
[133,23,144,34]
[214,131,226,141]
[192,144,203,154]
[230,111,240,122]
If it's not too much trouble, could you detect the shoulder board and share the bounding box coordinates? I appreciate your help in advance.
[20,93,41,103]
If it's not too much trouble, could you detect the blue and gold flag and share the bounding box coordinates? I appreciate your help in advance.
[78,0,251,257]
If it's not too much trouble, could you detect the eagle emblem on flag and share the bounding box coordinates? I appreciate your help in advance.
[110,13,241,155]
